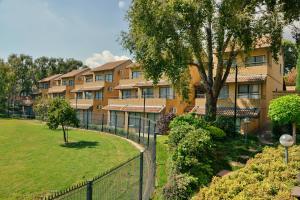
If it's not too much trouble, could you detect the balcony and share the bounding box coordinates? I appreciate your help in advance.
[109,97,167,107]
[69,99,94,110]
[195,97,261,109]
[48,85,67,94]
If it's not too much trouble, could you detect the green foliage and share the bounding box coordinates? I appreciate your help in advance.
[172,128,214,185]
[269,95,300,125]
[168,121,195,149]
[196,145,300,200]
[206,126,226,139]
[123,0,284,119]
[297,48,300,92]
[163,173,198,200]
[47,98,79,143]
[170,113,208,130]
[282,40,298,73]
[33,97,50,121]
[213,116,236,137]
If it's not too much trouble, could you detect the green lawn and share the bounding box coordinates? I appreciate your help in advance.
[0,119,138,200]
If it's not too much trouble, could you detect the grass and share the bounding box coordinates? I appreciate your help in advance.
[0,119,139,200]
[153,135,170,200]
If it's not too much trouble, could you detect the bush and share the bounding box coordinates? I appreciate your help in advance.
[172,128,214,186]
[168,121,195,149]
[213,116,236,137]
[163,173,198,200]
[195,145,300,200]
[206,126,226,139]
[157,112,176,135]
[170,113,208,130]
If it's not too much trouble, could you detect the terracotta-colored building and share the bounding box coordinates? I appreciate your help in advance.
[191,46,284,133]
[103,63,200,132]
[38,74,62,98]
[70,60,132,125]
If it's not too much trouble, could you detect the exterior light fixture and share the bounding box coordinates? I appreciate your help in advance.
[279,134,294,164]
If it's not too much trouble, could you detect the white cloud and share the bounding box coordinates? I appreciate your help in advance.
[85,50,130,68]
[118,1,126,9]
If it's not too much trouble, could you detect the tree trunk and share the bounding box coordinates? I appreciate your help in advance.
[292,122,297,144]
[205,92,217,121]
[62,125,68,144]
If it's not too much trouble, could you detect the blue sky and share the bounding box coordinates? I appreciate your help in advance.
[0,0,131,67]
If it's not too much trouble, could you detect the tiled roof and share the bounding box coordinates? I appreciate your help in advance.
[59,68,90,78]
[135,80,171,87]
[92,60,132,72]
[126,62,141,69]
[103,105,165,113]
[225,74,267,83]
[114,84,137,90]
[81,70,93,76]
[71,86,104,92]
[48,86,66,94]
[70,104,93,110]
[191,106,260,118]
[38,74,62,83]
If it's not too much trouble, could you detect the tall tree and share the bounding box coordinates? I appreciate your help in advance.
[0,60,13,112]
[122,0,283,120]
[282,40,298,73]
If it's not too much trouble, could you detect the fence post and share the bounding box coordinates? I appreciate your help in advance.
[114,113,117,134]
[147,119,150,147]
[86,181,93,200]
[86,111,89,130]
[138,116,142,143]
[153,125,157,189]
[139,151,144,200]
[126,117,129,139]
[101,113,104,132]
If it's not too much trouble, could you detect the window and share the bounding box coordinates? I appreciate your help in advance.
[223,59,237,67]
[122,90,132,99]
[85,91,93,99]
[142,88,154,98]
[69,80,74,86]
[77,92,83,99]
[110,111,125,128]
[85,76,93,83]
[128,112,141,129]
[159,87,174,99]
[132,71,141,79]
[105,74,113,82]
[195,86,205,98]
[95,91,103,100]
[238,84,260,99]
[219,85,229,99]
[246,55,266,66]
[95,75,104,81]
[62,80,67,86]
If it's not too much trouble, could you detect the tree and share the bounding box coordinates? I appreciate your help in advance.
[33,96,50,121]
[284,67,297,86]
[122,0,283,120]
[47,98,79,144]
[282,40,298,73]
[0,60,13,112]
[268,95,300,143]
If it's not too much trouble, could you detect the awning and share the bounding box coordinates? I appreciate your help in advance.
[191,106,260,118]
[114,85,137,90]
[103,105,165,113]
[48,87,66,94]
[70,104,93,110]
[71,86,104,92]
[226,74,267,83]
[135,80,171,87]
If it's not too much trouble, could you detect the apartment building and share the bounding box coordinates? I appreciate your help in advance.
[38,74,62,98]
[47,68,89,99]
[70,60,132,125]
[191,45,284,133]
[103,63,200,132]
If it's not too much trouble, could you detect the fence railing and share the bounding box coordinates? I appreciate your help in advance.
[1,112,157,200]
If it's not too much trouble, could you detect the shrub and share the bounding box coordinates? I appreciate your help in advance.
[168,121,195,149]
[195,145,300,200]
[213,116,236,137]
[163,173,198,200]
[172,128,214,186]
[157,112,176,135]
[206,126,226,139]
[170,113,208,130]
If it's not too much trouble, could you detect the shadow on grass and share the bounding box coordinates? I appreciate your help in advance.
[60,141,99,149]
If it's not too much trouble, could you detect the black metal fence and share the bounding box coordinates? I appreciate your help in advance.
[1,112,157,200]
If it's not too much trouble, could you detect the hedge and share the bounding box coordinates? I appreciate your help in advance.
[195,145,300,200]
